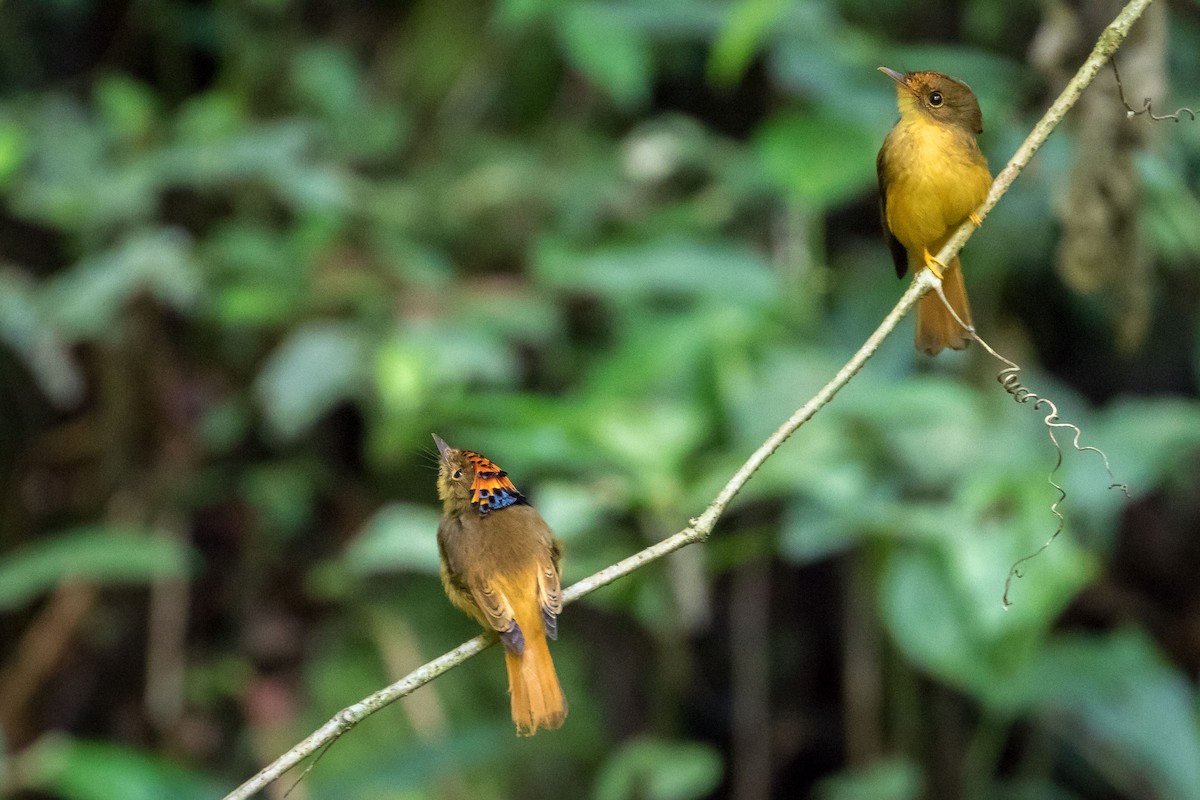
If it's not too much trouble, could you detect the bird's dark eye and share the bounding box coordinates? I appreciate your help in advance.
[929,90,943,107]
[453,470,463,479]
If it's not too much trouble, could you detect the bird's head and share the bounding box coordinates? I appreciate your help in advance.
[879,67,984,135]
[433,434,526,516]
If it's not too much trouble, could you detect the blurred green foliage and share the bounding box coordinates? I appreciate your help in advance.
[1,0,1199,799]
[0,526,192,610]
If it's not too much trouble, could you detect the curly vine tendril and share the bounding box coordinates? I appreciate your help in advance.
[927,282,1130,609]
[994,362,1130,607]
[1111,57,1197,122]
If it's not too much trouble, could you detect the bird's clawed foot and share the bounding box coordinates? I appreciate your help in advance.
[969,212,983,227]
[921,248,946,280]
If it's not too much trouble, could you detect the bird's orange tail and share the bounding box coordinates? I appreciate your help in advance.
[916,256,973,356]
[503,604,566,736]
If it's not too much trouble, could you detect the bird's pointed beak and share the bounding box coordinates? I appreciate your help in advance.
[432,433,452,462]
[878,66,910,90]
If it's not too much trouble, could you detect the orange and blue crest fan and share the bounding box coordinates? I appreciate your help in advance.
[465,451,527,514]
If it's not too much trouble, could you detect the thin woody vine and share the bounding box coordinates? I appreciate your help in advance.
[222,0,1180,795]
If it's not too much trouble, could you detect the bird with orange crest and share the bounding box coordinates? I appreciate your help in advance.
[432,434,566,736]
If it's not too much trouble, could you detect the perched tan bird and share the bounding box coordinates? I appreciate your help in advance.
[877,67,993,355]
[432,434,566,735]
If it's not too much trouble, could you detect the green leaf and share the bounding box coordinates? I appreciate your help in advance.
[583,309,755,400]
[11,96,153,232]
[1095,398,1200,494]
[41,226,201,340]
[344,503,444,576]
[290,45,364,119]
[95,75,158,143]
[755,110,879,207]
[877,469,1095,697]
[41,228,202,341]
[814,758,922,800]
[205,222,306,326]
[779,492,873,564]
[1009,630,1200,800]
[373,320,519,420]
[535,236,776,306]
[0,527,193,611]
[255,321,368,441]
[593,737,723,800]
[880,548,982,687]
[0,117,29,187]
[532,480,612,543]
[709,0,790,84]
[173,91,245,144]
[591,398,708,482]
[557,4,652,107]
[157,121,350,212]
[0,268,83,405]
[766,26,896,130]
[21,736,222,800]
[495,0,567,27]
[836,376,988,491]
[1142,152,1200,263]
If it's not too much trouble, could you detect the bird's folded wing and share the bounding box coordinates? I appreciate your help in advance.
[536,557,562,639]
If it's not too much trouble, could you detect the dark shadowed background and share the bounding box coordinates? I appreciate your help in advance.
[1,0,1198,798]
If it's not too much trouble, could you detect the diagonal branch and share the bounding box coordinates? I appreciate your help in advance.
[222,1,1153,796]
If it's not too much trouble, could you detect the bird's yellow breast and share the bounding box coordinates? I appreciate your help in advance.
[881,113,991,253]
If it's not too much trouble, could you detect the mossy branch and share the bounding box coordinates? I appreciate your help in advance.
[222,0,1152,796]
